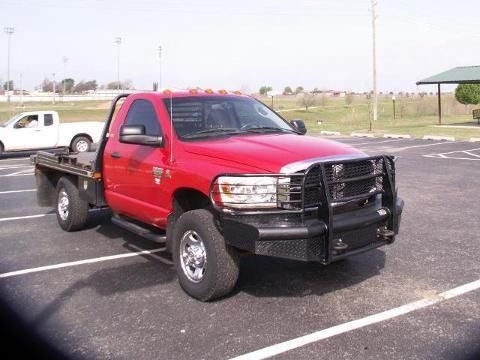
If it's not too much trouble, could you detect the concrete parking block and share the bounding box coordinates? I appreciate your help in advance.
[422,135,455,141]
[383,134,411,139]
[320,131,341,136]
[351,132,375,138]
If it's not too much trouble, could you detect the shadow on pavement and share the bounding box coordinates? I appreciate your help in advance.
[236,249,385,298]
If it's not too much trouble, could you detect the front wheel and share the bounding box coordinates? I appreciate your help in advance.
[173,209,240,301]
[56,177,89,231]
[71,136,91,153]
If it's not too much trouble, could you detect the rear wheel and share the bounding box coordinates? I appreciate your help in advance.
[173,209,240,301]
[71,136,91,153]
[56,177,89,231]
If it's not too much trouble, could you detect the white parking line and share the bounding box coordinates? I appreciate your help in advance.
[0,189,36,195]
[0,171,34,177]
[424,148,480,161]
[351,139,409,146]
[0,165,33,170]
[0,248,167,279]
[230,278,480,360]
[388,142,464,152]
[0,214,53,222]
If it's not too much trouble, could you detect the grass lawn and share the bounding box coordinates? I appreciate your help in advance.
[1,94,480,140]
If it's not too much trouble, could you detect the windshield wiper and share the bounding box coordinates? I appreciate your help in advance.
[245,126,300,134]
[182,128,245,139]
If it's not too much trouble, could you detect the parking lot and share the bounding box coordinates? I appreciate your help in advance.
[0,137,479,359]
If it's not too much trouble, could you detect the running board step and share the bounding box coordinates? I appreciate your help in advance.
[111,215,167,243]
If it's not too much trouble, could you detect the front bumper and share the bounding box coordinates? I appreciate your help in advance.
[221,197,404,264]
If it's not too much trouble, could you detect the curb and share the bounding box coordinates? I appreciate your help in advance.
[320,131,341,136]
[470,138,480,142]
[383,134,411,139]
[422,135,455,141]
[351,132,375,138]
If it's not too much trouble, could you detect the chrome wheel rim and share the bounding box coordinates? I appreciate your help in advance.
[58,190,69,221]
[180,230,207,283]
[76,140,89,152]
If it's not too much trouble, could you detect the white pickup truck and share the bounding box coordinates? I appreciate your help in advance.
[0,111,104,154]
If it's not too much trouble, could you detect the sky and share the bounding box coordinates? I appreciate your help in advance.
[1,0,479,93]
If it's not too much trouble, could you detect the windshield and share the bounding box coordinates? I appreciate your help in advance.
[162,96,297,140]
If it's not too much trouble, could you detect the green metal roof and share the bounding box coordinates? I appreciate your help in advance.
[416,66,480,85]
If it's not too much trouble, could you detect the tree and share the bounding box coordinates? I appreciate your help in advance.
[73,80,98,93]
[60,78,75,93]
[283,86,293,95]
[299,93,316,110]
[41,78,56,92]
[295,86,304,94]
[455,84,480,106]
[107,80,133,90]
[3,80,14,91]
[259,86,272,95]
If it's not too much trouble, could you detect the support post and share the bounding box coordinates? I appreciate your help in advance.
[437,83,442,125]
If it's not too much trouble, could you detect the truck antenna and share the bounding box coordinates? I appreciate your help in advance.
[169,92,174,164]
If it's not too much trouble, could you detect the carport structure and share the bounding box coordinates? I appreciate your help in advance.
[416,66,480,125]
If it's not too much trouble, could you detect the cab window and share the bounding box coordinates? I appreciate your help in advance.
[44,114,54,126]
[124,99,162,136]
[14,115,39,129]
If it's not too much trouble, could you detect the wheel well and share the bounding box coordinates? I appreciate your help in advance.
[0,140,4,152]
[70,134,93,148]
[166,188,212,253]
[172,188,211,217]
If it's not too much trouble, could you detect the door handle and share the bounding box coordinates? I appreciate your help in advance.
[111,152,121,159]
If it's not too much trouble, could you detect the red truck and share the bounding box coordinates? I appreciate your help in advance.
[33,91,404,301]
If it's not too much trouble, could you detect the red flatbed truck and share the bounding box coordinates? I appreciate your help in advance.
[33,90,404,301]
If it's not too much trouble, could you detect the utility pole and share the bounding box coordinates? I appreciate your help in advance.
[158,45,162,90]
[62,56,69,96]
[19,73,23,106]
[371,0,378,122]
[115,37,122,91]
[52,72,56,104]
[4,27,15,103]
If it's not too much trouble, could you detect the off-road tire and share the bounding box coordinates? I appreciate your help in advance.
[56,177,89,231]
[173,209,240,301]
[71,136,91,153]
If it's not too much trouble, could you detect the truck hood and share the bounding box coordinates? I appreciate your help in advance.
[183,134,365,173]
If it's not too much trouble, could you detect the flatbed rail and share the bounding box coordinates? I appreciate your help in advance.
[32,151,98,179]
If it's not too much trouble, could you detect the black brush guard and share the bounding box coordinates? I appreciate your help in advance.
[215,155,403,264]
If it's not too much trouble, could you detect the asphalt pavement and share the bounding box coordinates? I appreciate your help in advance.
[0,137,479,360]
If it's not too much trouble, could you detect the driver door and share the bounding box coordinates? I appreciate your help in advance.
[8,114,43,150]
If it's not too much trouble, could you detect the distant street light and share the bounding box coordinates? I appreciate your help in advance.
[4,27,15,102]
[62,56,69,95]
[158,45,162,90]
[115,37,122,91]
[52,72,56,104]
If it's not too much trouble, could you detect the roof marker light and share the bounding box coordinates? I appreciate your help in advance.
[189,89,198,94]
[205,89,214,94]
[218,89,228,94]
[163,89,172,95]
[233,90,242,95]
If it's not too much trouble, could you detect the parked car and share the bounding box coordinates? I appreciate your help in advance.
[33,91,404,301]
[0,111,103,154]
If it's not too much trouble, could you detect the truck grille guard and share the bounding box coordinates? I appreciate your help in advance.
[211,155,399,263]
[211,155,397,219]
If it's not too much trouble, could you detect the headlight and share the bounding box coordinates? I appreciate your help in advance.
[213,176,285,209]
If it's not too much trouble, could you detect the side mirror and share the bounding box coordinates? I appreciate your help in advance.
[290,119,307,135]
[119,125,164,147]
